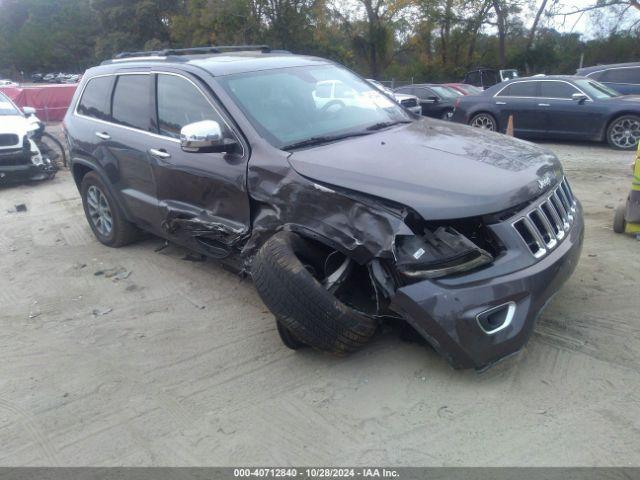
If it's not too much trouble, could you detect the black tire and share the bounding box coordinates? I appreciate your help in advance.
[252,231,378,355]
[80,171,139,247]
[469,112,498,131]
[606,115,640,150]
[276,321,306,350]
[613,202,627,234]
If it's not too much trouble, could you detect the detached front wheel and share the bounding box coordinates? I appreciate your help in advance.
[252,231,378,355]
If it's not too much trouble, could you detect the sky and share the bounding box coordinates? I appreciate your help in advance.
[540,0,640,38]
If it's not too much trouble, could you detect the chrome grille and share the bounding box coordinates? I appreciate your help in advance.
[512,178,576,258]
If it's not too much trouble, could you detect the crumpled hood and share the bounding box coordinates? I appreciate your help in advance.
[288,119,564,220]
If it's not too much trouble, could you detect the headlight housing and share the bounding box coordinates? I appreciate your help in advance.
[393,225,495,279]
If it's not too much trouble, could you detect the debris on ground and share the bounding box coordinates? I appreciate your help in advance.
[94,266,131,281]
[92,307,113,317]
[7,204,28,213]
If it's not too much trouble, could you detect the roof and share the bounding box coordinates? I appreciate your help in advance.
[577,62,640,75]
[97,47,332,77]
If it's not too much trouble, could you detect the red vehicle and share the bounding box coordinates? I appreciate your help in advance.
[445,83,483,95]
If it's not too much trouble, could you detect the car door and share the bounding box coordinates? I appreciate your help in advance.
[96,71,163,230]
[147,71,251,257]
[538,80,602,139]
[493,81,546,138]
[413,87,440,117]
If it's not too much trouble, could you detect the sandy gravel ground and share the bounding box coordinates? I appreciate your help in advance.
[0,130,639,466]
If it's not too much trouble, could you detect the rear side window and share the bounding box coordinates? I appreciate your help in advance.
[599,67,640,84]
[111,75,151,131]
[498,82,538,97]
[156,74,227,139]
[540,81,579,99]
[77,76,112,120]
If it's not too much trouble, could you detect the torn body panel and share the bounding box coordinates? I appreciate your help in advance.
[241,144,413,266]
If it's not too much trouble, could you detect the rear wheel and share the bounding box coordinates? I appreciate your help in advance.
[607,115,640,150]
[470,112,497,131]
[252,231,378,355]
[80,172,139,247]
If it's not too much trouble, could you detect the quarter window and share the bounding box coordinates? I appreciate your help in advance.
[497,82,538,97]
[111,75,151,131]
[77,76,112,120]
[156,74,226,139]
[539,81,579,99]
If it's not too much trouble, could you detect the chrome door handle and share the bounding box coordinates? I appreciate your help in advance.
[149,148,171,159]
[496,101,506,105]
[95,131,110,140]
[538,103,550,107]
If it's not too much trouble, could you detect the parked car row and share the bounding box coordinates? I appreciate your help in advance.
[31,72,82,84]
[387,61,640,150]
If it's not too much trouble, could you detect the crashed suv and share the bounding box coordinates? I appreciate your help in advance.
[64,46,583,370]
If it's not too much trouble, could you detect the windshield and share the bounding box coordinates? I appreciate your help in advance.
[574,79,620,99]
[429,86,459,98]
[501,70,519,81]
[219,65,412,149]
[0,93,20,116]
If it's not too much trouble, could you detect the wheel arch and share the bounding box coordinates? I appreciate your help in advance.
[72,158,134,223]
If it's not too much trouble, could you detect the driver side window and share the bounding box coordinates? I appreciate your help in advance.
[156,74,227,139]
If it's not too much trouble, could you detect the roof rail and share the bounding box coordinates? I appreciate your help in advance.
[113,45,274,60]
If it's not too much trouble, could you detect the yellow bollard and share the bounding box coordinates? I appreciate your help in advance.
[617,142,640,234]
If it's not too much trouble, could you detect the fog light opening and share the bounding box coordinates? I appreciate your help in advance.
[476,302,516,334]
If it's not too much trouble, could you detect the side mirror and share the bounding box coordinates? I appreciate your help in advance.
[572,93,588,103]
[180,120,237,153]
[22,106,36,116]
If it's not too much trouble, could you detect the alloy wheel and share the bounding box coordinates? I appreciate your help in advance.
[610,117,640,149]
[470,114,496,131]
[86,185,113,237]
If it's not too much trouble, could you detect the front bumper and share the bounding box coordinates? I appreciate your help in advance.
[0,147,56,185]
[391,201,584,370]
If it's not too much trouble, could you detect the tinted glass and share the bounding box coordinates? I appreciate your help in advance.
[112,75,150,131]
[156,74,226,139]
[498,81,538,97]
[77,76,112,120]
[414,88,436,99]
[540,81,579,99]
[600,67,640,84]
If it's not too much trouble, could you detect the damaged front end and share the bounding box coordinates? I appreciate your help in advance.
[0,136,57,185]
[245,150,583,369]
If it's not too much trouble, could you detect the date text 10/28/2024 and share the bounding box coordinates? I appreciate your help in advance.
[233,469,400,478]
